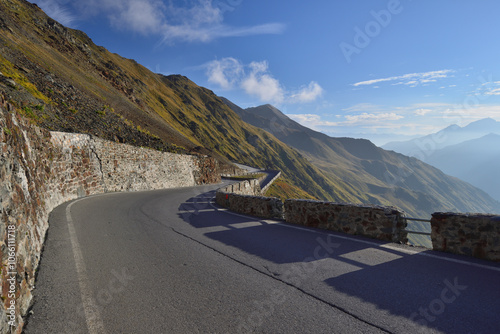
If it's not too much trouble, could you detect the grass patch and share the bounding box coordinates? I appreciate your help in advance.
[20,106,38,121]
[265,179,318,201]
[0,54,50,103]
[136,125,160,140]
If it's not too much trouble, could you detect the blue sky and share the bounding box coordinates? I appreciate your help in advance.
[30,0,500,145]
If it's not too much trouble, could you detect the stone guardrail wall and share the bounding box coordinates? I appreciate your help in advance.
[431,213,500,261]
[218,178,262,196]
[215,192,284,220]
[217,180,500,262]
[285,200,407,243]
[0,94,220,333]
[215,179,284,220]
[215,180,407,243]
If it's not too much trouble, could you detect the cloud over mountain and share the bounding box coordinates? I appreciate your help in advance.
[30,0,286,42]
[206,57,323,104]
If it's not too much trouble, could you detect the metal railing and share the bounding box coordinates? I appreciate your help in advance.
[403,217,431,236]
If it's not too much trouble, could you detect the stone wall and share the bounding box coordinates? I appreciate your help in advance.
[216,179,283,219]
[216,180,407,243]
[218,179,261,196]
[431,212,500,261]
[215,192,284,220]
[0,94,220,333]
[285,200,407,243]
[50,132,220,193]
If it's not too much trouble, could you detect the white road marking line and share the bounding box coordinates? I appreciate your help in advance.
[66,199,107,334]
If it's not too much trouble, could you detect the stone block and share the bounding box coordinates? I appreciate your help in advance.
[431,212,500,261]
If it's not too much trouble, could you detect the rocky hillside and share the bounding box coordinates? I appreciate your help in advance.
[223,101,500,219]
[0,0,349,201]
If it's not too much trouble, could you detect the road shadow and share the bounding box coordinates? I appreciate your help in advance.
[177,191,500,333]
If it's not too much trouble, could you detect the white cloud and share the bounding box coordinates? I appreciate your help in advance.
[108,0,166,35]
[343,103,385,113]
[486,88,500,96]
[205,58,323,104]
[344,113,404,124]
[288,112,405,134]
[30,0,78,26]
[290,82,324,103]
[69,0,285,42]
[352,70,454,87]
[31,0,285,42]
[206,57,243,89]
[287,114,338,130]
[289,114,321,123]
[414,108,432,116]
[441,104,500,126]
[291,101,500,140]
[241,61,285,104]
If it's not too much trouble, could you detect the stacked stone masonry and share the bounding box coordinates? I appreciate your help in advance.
[431,213,500,261]
[0,94,220,333]
[215,179,283,220]
[217,182,500,263]
[215,181,407,243]
[284,200,407,243]
[219,179,261,196]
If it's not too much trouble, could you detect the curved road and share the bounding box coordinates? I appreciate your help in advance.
[25,182,500,333]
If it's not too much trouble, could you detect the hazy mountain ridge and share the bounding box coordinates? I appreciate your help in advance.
[425,133,500,201]
[383,118,500,201]
[224,102,500,219]
[383,118,500,157]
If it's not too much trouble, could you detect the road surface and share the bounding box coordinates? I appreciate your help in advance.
[25,182,500,333]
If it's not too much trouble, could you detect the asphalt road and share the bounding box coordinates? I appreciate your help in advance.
[25,182,500,333]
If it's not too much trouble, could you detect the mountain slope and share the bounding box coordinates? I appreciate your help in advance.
[426,133,500,201]
[0,0,358,202]
[383,118,500,158]
[223,101,500,218]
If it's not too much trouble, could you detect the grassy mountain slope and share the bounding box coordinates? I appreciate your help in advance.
[0,0,357,202]
[223,101,500,219]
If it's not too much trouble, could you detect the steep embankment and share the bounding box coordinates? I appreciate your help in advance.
[223,101,500,219]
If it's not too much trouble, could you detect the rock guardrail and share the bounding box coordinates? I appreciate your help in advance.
[215,179,284,220]
[431,212,500,261]
[285,200,407,243]
[216,176,500,262]
[215,178,408,244]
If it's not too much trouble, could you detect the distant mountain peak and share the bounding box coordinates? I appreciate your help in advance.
[443,124,461,131]
[248,104,282,114]
[466,117,498,127]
